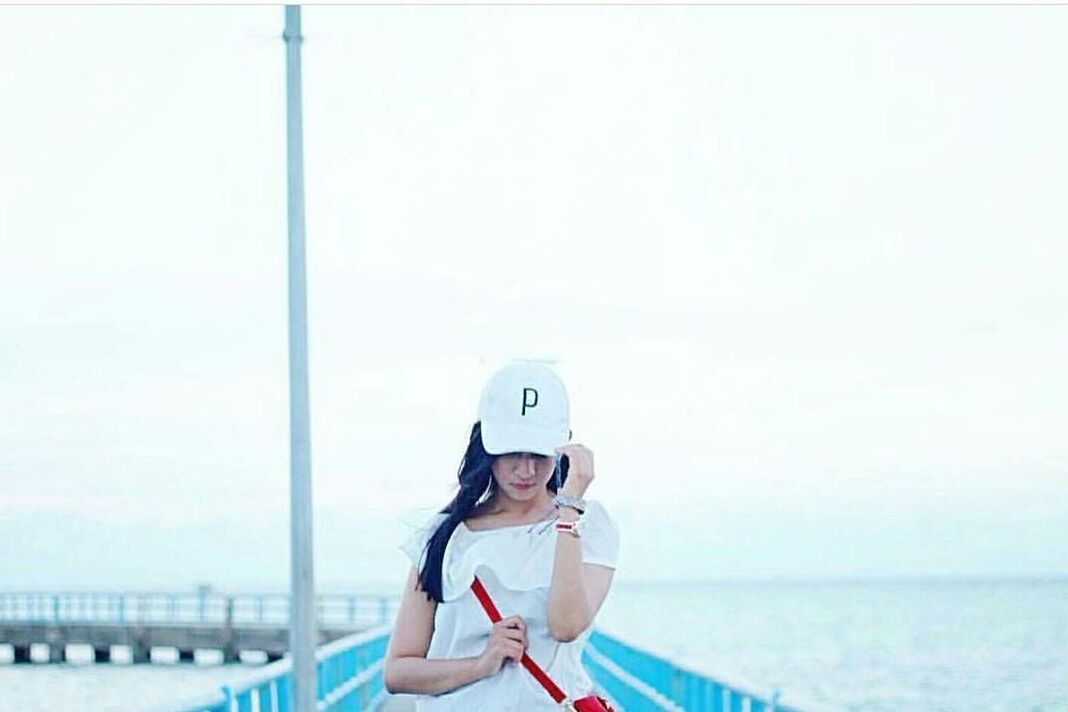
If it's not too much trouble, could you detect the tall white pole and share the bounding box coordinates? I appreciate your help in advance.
[282,6,317,711]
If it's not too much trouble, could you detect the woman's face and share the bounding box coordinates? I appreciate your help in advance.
[491,451,556,500]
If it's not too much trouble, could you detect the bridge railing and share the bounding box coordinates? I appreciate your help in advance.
[144,622,392,712]
[5,592,823,711]
[145,619,822,712]
[0,591,399,628]
[584,627,825,712]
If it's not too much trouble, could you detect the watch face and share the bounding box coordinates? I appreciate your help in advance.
[557,521,581,537]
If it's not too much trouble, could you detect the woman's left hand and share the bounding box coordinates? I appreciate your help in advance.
[555,443,594,499]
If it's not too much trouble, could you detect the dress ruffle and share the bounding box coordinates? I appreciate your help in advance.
[441,524,556,601]
[399,499,619,602]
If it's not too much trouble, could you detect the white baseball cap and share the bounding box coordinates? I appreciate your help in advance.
[477,361,570,457]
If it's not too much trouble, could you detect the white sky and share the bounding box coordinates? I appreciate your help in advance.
[1,5,1066,592]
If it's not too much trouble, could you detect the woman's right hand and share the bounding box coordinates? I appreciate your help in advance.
[474,615,528,679]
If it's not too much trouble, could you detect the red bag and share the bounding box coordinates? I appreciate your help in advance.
[471,576,616,712]
[571,696,616,712]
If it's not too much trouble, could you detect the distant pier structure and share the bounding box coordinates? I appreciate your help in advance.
[0,590,399,665]
[3,590,811,711]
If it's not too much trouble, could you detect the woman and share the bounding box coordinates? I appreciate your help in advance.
[383,361,620,711]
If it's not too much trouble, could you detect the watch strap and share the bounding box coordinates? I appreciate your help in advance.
[553,494,586,514]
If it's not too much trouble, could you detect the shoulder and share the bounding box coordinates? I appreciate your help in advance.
[398,511,453,570]
[400,510,451,546]
[423,511,451,536]
[406,509,449,530]
[581,499,620,540]
[578,498,620,569]
[583,498,616,523]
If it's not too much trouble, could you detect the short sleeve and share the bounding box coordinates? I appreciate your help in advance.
[399,512,448,570]
[580,500,620,569]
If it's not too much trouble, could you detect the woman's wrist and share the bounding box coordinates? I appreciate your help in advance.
[386,654,489,695]
[461,655,492,688]
[467,654,492,682]
[555,504,581,522]
[558,483,587,501]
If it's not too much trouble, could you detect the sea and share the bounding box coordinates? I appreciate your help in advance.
[1,578,1065,711]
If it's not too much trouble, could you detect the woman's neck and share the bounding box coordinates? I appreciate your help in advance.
[480,491,556,520]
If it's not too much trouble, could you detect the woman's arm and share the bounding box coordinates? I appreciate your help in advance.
[546,503,615,642]
[547,446,615,642]
[383,567,486,695]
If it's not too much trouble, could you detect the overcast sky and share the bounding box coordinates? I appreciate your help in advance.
[1,5,1066,592]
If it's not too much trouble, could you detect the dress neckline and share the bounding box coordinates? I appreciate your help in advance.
[461,502,559,533]
[460,519,546,534]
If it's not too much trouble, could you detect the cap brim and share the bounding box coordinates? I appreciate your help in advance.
[482,422,567,457]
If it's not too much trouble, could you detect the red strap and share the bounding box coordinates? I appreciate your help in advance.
[470,575,567,704]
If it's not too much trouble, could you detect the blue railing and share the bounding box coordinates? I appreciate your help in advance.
[584,627,819,712]
[144,623,820,712]
[0,591,397,628]
[143,623,392,712]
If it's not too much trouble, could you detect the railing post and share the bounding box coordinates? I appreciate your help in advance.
[256,682,275,712]
[276,675,292,712]
[768,687,780,712]
[52,595,60,623]
[223,596,237,663]
[216,684,233,712]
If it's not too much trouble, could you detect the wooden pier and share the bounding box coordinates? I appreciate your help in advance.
[0,619,361,664]
[0,591,397,666]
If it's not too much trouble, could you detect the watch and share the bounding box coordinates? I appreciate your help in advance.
[554,519,584,538]
[553,494,586,514]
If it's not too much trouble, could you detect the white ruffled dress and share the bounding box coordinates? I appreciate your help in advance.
[398,499,620,711]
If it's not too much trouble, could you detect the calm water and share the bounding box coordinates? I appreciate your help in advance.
[2,579,1066,711]
[596,578,1068,711]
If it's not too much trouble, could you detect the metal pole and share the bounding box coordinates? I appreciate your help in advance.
[283,6,317,711]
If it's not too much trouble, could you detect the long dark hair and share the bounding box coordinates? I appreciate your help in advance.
[413,420,568,603]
